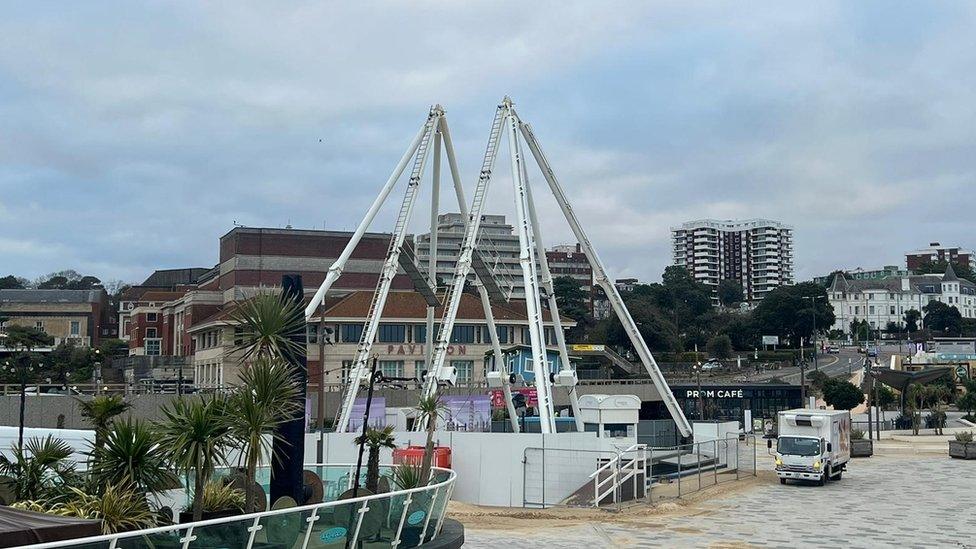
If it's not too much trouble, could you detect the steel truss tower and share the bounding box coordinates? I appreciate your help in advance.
[306,99,693,438]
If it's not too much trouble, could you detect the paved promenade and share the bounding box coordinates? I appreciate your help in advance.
[462,454,974,548]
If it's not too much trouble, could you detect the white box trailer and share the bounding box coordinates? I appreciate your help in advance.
[767,409,851,486]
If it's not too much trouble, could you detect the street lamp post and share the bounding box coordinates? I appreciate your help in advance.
[5,356,34,450]
[694,344,703,421]
[802,295,826,372]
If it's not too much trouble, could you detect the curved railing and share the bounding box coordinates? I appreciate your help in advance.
[24,464,457,549]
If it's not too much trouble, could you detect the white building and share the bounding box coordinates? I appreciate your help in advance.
[671,219,794,302]
[827,264,976,334]
[414,213,524,297]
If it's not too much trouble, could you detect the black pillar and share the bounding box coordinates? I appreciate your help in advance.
[270,274,308,505]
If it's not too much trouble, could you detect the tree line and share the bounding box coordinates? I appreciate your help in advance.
[553,266,835,359]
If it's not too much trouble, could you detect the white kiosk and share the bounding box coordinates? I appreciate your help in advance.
[578,394,641,440]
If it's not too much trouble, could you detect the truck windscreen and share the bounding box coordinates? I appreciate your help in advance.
[777,437,820,456]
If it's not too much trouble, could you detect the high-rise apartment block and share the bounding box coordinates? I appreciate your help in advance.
[415,213,524,297]
[672,219,793,302]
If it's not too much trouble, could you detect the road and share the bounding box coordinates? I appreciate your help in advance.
[741,345,904,385]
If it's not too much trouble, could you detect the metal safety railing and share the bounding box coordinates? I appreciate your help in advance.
[523,444,648,509]
[589,443,646,507]
[21,464,457,549]
[648,435,757,501]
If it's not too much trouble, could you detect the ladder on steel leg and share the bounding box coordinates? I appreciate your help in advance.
[333,107,441,432]
[418,101,508,406]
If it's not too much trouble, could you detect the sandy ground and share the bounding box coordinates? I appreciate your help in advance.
[447,470,778,533]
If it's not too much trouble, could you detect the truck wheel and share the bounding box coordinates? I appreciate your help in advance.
[833,471,843,481]
[780,478,786,485]
[819,467,829,486]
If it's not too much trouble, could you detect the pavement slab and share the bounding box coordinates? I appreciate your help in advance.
[460,454,975,548]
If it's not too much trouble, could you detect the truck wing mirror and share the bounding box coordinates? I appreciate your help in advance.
[766,439,772,449]
[826,442,832,452]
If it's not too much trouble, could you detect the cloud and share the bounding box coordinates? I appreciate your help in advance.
[0,2,974,286]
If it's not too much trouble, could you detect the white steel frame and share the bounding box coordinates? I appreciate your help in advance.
[306,98,692,438]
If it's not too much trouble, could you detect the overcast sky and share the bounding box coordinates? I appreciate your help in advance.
[2,2,975,286]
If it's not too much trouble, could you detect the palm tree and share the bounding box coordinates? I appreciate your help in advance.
[229,292,306,362]
[906,383,925,435]
[156,396,232,521]
[226,358,302,511]
[926,385,950,435]
[0,435,75,502]
[77,395,131,453]
[415,396,446,483]
[353,426,397,493]
[90,417,179,497]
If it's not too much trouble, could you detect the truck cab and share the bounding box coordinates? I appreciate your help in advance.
[768,409,851,486]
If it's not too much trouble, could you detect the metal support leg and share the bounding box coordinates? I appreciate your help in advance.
[305,117,430,318]
[506,110,554,434]
[518,117,692,438]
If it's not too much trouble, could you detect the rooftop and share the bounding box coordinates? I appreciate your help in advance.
[0,289,104,304]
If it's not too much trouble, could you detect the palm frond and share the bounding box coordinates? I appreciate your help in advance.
[90,418,179,495]
[228,292,306,362]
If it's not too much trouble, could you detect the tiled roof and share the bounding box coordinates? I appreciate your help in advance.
[137,290,190,303]
[0,289,103,304]
[318,290,571,323]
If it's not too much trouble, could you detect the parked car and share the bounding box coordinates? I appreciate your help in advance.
[701,360,723,371]
[867,347,879,358]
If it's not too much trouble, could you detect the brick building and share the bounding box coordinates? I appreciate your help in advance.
[0,289,113,349]
[905,242,974,271]
[546,243,595,313]
[122,226,414,385]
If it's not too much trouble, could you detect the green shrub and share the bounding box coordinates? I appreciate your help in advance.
[192,480,245,514]
[955,431,973,443]
[391,462,425,490]
[851,428,865,440]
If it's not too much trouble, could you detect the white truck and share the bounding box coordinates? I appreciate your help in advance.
[767,409,851,486]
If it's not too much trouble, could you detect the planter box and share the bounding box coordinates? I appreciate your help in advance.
[949,441,976,459]
[851,439,873,458]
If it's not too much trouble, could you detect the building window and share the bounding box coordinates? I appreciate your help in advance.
[69,321,80,336]
[379,360,404,379]
[341,324,364,343]
[378,324,406,343]
[450,325,475,344]
[413,325,427,344]
[341,360,354,384]
[483,325,510,344]
[146,327,158,339]
[35,321,44,330]
[145,339,161,356]
[414,360,426,380]
[147,312,158,322]
[452,360,474,383]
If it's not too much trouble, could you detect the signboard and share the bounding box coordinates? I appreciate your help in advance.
[571,344,605,352]
[761,335,779,345]
[685,388,745,399]
[956,365,969,380]
[442,395,491,432]
[347,397,386,432]
[489,387,538,408]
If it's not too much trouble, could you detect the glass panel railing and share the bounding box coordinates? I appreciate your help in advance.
[423,485,450,543]
[186,516,254,548]
[303,499,363,549]
[116,528,186,549]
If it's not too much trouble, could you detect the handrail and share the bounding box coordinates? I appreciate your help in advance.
[588,443,641,478]
[21,463,457,549]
